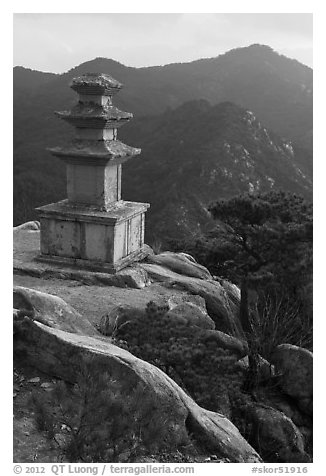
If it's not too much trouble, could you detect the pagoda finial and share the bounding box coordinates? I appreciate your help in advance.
[52,72,136,149]
[70,72,123,96]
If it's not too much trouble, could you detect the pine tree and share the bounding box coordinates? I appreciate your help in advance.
[207,191,312,389]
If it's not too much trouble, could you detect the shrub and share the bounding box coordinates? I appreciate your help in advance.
[114,301,246,417]
[30,357,187,462]
[169,191,313,363]
[254,290,313,359]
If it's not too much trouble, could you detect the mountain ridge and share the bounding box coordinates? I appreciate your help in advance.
[14,43,312,143]
[13,44,313,235]
[120,99,312,241]
[14,44,312,75]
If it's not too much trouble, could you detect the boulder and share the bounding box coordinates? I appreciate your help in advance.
[13,309,20,334]
[270,344,313,415]
[236,355,274,381]
[245,404,308,462]
[99,305,145,336]
[147,252,212,280]
[216,279,241,306]
[166,303,215,330]
[99,294,214,336]
[298,426,313,452]
[13,288,261,463]
[201,330,248,359]
[107,266,151,289]
[139,263,242,337]
[263,392,312,429]
[14,221,40,231]
[167,293,208,311]
[13,286,99,337]
[99,302,245,358]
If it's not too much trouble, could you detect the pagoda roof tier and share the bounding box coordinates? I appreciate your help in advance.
[48,139,141,162]
[55,102,133,129]
[70,73,123,96]
[56,104,132,129]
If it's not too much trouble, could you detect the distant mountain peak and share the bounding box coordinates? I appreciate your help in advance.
[92,56,125,66]
[66,57,126,76]
[13,43,312,231]
[247,43,274,51]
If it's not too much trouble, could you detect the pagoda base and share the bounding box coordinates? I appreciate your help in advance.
[36,199,150,274]
[35,246,150,273]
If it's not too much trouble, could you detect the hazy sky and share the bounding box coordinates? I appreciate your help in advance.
[13,13,313,73]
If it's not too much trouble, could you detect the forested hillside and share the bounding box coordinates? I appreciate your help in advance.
[13,44,313,239]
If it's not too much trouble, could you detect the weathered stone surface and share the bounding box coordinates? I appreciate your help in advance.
[167,293,208,311]
[139,263,242,337]
[13,289,261,463]
[166,303,215,330]
[110,265,151,289]
[99,305,145,336]
[13,309,20,333]
[14,221,40,232]
[37,200,150,273]
[27,377,40,384]
[147,252,212,280]
[263,392,312,429]
[99,294,215,336]
[50,139,141,162]
[13,226,150,289]
[38,72,150,273]
[270,344,313,415]
[13,286,99,337]
[200,330,248,359]
[236,355,274,381]
[98,301,247,359]
[71,73,123,95]
[298,426,313,451]
[245,404,308,462]
[216,279,241,307]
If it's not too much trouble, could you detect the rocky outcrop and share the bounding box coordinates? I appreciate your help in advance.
[262,390,311,428]
[14,221,40,231]
[139,263,242,337]
[99,294,215,336]
[99,304,247,359]
[14,256,151,289]
[14,287,261,463]
[200,330,248,359]
[166,302,215,329]
[14,229,241,335]
[105,265,151,289]
[99,305,145,336]
[236,355,274,382]
[13,226,314,463]
[147,252,212,280]
[270,344,313,416]
[13,286,99,336]
[245,404,308,462]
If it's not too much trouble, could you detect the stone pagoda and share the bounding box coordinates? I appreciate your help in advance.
[36,73,150,273]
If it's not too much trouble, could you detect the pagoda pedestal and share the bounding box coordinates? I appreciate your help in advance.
[36,73,150,273]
